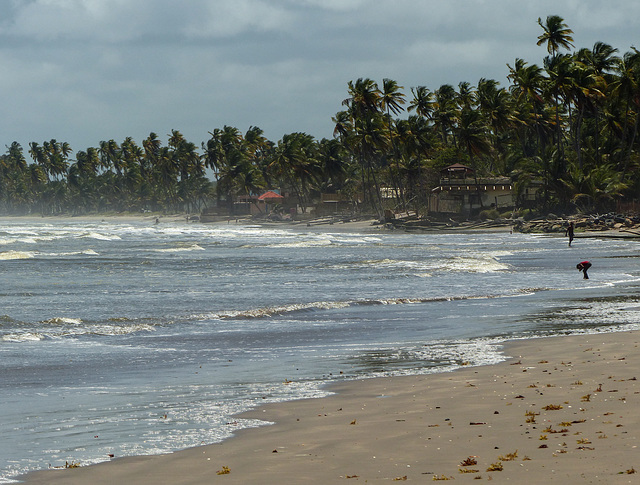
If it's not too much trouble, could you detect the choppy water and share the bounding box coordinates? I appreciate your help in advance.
[2,218,640,482]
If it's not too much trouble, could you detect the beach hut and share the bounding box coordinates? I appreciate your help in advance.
[257,191,285,215]
[258,191,285,203]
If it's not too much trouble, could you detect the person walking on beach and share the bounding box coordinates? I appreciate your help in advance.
[577,260,591,279]
[565,221,574,246]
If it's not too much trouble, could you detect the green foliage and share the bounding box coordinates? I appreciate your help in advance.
[479,209,500,220]
[521,209,539,221]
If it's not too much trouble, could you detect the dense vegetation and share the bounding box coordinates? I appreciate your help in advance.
[1,16,639,217]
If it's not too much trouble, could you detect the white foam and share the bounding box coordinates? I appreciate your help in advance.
[81,232,122,241]
[42,249,100,257]
[353,256,510,274]
[201,300,352,320]
[41,317,83,325]
[153,244,205,253]
[2,332,44,342]
[273,238,332,248]
[0,251,35,260]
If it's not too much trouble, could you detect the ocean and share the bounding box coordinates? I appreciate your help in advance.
[1,218,640,482]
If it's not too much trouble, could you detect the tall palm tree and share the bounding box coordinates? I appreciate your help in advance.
[476,78,513,172]
[408,86,435,120]
[432,84,459,146]
[244,126,274,188]
[457,108,491,170]
[271,133,319,213]
[341,78,389,214]
[612,50,640,176]
[575,43,619,166]
[564,57,604,170]
[543,53,575,167]
[203,126,247,211]
[456,81,476,111]
[98,139,122,174]
[342,78,380,118]
[538,15,575,179]
[537,15,574,56]
[508,58,546,156]
[379,78,406,209]
[29,142,52,181]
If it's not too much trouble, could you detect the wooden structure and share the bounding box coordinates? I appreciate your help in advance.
[429,164,513,216]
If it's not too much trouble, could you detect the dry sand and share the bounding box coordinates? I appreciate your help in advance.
[22,331,640,484]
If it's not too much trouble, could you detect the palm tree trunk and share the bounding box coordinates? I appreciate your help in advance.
[622,105,640,177]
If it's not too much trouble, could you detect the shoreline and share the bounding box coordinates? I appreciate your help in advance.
[2,213,640,238]
[21,329,640,484]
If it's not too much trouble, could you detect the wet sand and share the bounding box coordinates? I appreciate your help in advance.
[22,330,640,484]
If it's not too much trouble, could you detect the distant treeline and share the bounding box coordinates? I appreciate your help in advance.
[1,15,639,217]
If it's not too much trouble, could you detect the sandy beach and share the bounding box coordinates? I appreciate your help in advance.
[21,330,640,484]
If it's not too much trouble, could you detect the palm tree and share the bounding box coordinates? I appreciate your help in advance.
[342,78,380,118]
[98,139,122,174]
[5,142,27,173]
[538,15,575,180]
[457,108,491,170]
[396,115,434,209]
[611,49,640,177]
[408,86,435,120]
[456,81,476,111]
[203,126,247,212]
[576,43,619,166]
[341,78,389,214]
[508,58,546,156]
[32,140,70,182]
[29,142,49,180]
[432,84,459,146]
[271,133,319,213]
[564,57,605,171]
[537,15,574,56]
[543,53,576,167]
[476,78,513,172]
[317,138,349,191]
[379,78,406,208]
[244,126,274,188]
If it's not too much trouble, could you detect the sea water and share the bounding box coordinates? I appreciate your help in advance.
[1,218,640,482]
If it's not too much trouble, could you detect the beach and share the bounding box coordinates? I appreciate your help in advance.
[4,216,640,483]
[22,330,640,484]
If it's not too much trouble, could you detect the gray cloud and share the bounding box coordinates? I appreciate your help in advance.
[0,0,637,153]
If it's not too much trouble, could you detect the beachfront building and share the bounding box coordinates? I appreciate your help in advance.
[315,192,357,216]
[428,164,514,217]
[200,190,294,221]
[234,190,289,216]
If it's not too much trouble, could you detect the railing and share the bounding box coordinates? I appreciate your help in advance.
[438,177,511,186]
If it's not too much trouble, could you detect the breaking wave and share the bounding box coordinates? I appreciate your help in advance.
[332,255,511,275]
[200,289,546,321]
[81,232,122,241]
[153,244,205,253]
[2,317,159,342]
[0,250,35,260]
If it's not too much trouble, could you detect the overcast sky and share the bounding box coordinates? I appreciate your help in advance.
[1,0,638,154]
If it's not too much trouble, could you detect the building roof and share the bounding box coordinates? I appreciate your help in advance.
[441,163,474,174]
[258,190,284,200]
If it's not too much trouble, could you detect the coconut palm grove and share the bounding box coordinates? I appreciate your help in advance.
[1,16,639,219]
